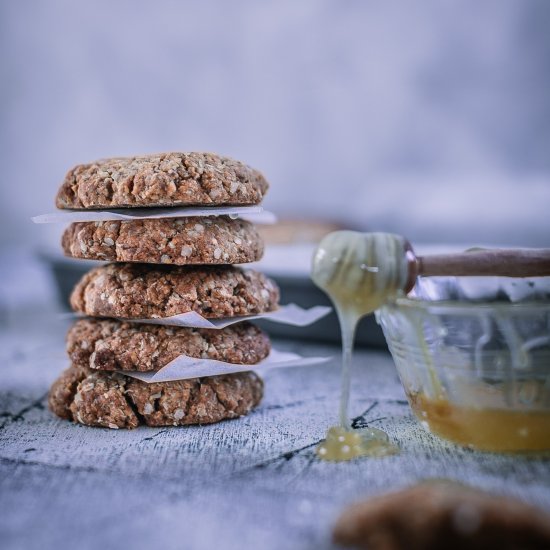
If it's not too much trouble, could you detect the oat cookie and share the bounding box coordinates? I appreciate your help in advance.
[62,216,264,265]
[68,318,271,372]
[56,152,269,209]
[49,365,263,428]
[333,480,550,550]
[70,263,279,319]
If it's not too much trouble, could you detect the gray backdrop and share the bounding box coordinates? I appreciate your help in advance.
[1,0,549,249]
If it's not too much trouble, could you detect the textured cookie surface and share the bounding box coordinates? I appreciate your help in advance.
[56,152,269,209]
[62,216,264,265]
[333,480,550,550]
[48,365,263,429]
[70,263,279,319]
[68,318,271,371]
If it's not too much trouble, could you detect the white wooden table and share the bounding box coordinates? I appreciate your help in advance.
[1,255,549,550]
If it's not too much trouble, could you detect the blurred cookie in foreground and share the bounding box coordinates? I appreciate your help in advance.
[70,263,280,320]
[49,365,263,429]
[333,480,550,550]
[67,318,270,372]
[56,152,269,209]
[62,217,264,265]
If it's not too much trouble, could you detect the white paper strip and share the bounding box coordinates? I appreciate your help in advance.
[132,303,332,329]
[123,349,332,383]
[32,205,277,224]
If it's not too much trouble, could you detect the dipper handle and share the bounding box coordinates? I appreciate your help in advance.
[405,248,550,292]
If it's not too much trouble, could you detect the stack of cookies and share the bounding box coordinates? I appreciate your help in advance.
[48,152,280,429]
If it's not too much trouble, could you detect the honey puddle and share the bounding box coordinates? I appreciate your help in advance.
[311,231,408,461]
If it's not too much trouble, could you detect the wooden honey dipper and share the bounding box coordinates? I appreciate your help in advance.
[404,243,550,292]
[311,230,550,298]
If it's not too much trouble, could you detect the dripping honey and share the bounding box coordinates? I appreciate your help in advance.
[311,232,408,461]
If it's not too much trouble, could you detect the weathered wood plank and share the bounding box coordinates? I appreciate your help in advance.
[1,316,549,550]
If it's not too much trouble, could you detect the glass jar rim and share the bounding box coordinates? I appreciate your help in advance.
[383,296,550,314]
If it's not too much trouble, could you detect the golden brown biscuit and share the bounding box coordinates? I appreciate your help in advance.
[70,263,279,320]
[62,217,264,265]
[67,318,270,371]
[49,365,263,429]
[56,152,268,209]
